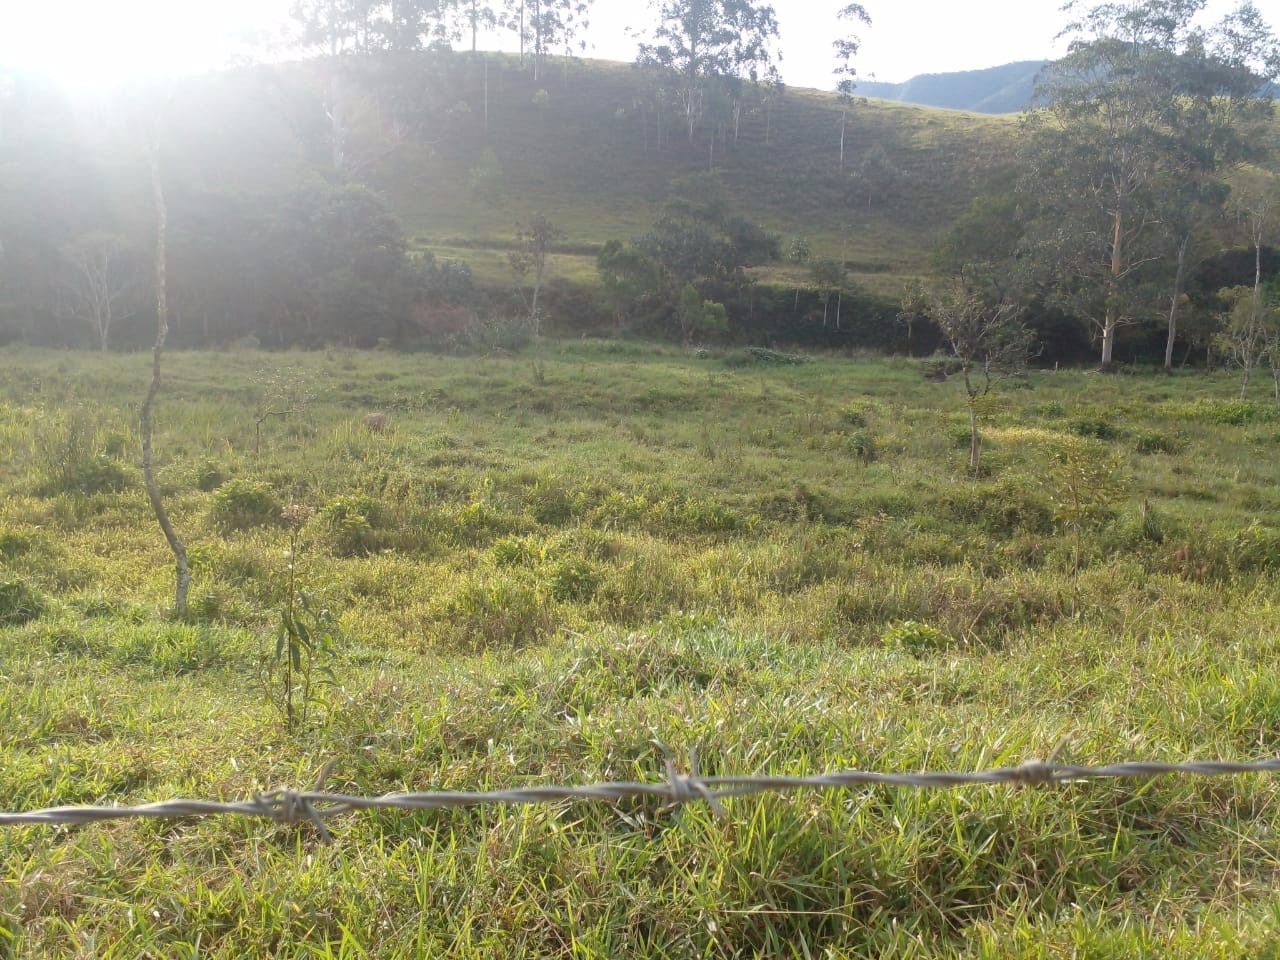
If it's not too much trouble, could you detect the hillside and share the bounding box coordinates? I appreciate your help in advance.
[356,55,1021,295]
[4,50,1277,348]
[858,61,1048,114]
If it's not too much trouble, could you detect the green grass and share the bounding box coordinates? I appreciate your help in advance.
[4,343,1280,957]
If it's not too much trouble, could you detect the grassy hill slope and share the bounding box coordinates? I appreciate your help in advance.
[355,55,1022,295]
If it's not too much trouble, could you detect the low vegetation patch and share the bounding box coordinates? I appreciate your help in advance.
[2,345,1280,958]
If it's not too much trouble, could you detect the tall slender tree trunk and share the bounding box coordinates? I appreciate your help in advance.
[1163,233,1188,371]
[963,367,980,475]
[1101,208,1124,370]
[142,145,191,617]
[839,109,847,170]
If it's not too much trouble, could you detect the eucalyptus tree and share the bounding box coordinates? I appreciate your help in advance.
[503,0,592,80]
[636,0,780,141]
[1027,0,1279,370]
[1156,3,1280,369]
[510,212,563,337]
[832,2,871,169]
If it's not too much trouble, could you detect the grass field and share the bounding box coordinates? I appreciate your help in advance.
[4,342,1280,957]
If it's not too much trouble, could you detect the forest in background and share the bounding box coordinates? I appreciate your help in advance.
[1,0,1279,367]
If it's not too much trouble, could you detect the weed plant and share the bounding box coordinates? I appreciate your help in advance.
[2,344,1280,957]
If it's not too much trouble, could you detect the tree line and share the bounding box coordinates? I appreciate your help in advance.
[1,0,1278,364]
[926,0,1280,372]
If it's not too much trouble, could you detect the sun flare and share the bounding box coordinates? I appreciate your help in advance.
[0,0,286,90]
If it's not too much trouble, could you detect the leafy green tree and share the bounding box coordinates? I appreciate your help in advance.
[468,147,505,207]
[458,0,497,51]
[1154,3,1279,369]
[1219,188,1280,396]
[1215,285,1272,397]
[509,212,563,337]
[809,257,845,329]
[849,142,896,210]
[1026,0,1279,370]
[640,172,776,287]
[596,241,661,337]
[676,283,728,346]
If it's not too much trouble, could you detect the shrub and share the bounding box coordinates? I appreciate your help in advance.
[548,557,602,602]
[0,579,47,626]
[0,530,35,561]
[845,430,877,462]
[881,619,954,656]
[210,479,281,532]
[528,477,578,525]
[492,535,542,567]
[1133,430,1185,455]
[195,460,228,492]
[1164,398,1275,425]
[319,494,387,557]
[1069,416,1124,441]
[439,577,553,650]
[662,496,744,534]
[32,406,133,496]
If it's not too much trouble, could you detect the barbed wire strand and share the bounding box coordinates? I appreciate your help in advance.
[4,756,1280,841]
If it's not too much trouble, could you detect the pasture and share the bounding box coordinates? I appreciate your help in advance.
[2,342,1280,957]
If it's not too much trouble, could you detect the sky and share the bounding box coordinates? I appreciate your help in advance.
[0,0,1267,91]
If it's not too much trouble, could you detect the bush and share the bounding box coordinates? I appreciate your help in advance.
[0,579,47,626]
[0,530,35,561]
[195,460,228,491]
[320,495,385,535]
[881,619,954,656]
[210,479,281,532]
[548,557,602,602]
[439,577,553,650]
[845,430,877,462]
[1164,398,1276,426]
[1069,416,1125,441]
[1133,430,1185,455]
[492,535,542,567]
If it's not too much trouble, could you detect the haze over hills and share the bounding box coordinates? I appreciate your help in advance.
[1,50,1276,353]
[857,61,1049,115]
[856,60,1280,115]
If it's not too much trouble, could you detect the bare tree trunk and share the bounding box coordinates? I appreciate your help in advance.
[839,109,846,170]
[530,263,543,338]
[1101,208,1124,370]
[963,367,980,475]
[142,145,191,618]
[1163,233,1188,371]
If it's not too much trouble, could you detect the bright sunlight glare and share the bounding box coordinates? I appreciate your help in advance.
[0,0,289,90]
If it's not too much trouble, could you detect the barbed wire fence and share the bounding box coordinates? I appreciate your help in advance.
[5,754,1280,844]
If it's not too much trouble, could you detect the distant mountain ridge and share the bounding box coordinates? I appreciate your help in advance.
[856,61,1049,114]
[857,60,1280,114]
